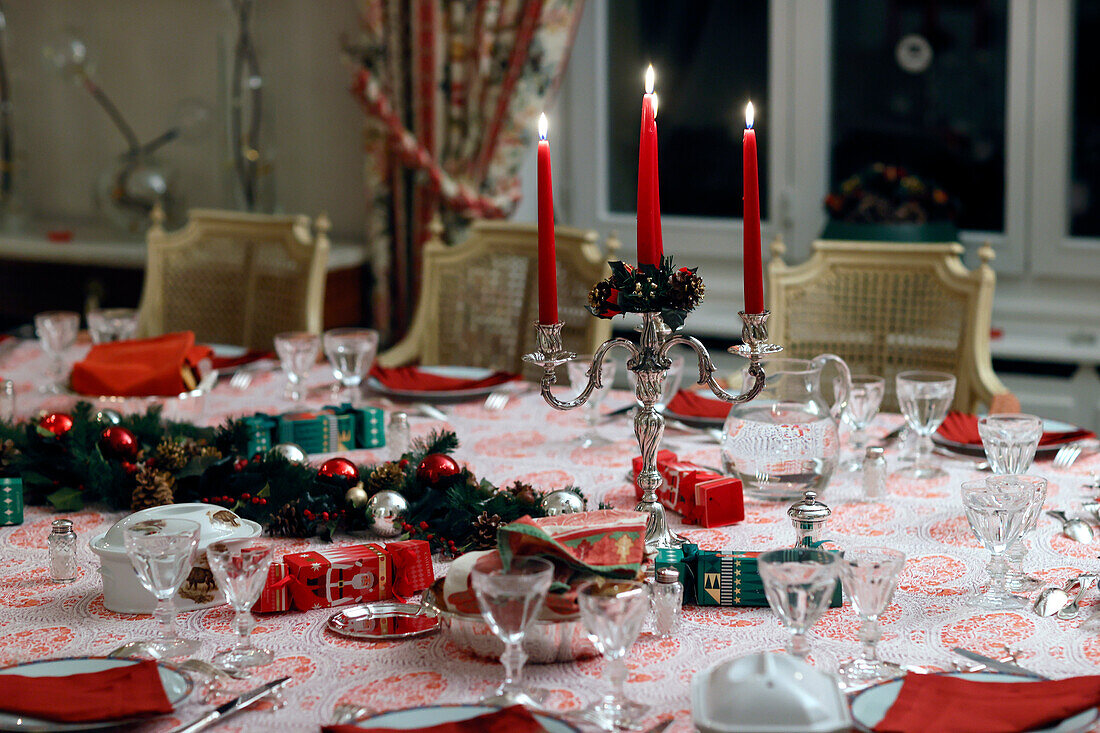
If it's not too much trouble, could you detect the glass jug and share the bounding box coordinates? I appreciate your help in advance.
[721,354,852,501]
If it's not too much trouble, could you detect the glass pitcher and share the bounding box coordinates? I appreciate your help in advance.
[721,354,852,501]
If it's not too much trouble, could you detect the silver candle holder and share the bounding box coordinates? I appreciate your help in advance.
[525,310,781,553]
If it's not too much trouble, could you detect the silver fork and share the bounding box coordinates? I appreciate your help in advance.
[483,387,512,411]
[1054,442,1084,469]
[230,369,254,391]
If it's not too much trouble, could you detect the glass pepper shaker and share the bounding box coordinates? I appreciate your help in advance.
[788,490,832,548]
[651,567,683,638]
[49,518,77,583]
[387,412,411,460]
[862,446,887,501]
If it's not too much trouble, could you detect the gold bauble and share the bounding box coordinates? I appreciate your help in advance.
[345,482,369,509]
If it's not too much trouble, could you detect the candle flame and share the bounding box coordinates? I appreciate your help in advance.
[652,93,659,120]
[538,112,548,141]
[645,64,655,95]
[746,101,754,129]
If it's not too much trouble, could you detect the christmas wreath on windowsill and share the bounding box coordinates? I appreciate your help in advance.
[586,256,705,330]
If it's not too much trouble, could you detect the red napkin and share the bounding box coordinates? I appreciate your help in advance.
[70,332,212,397]
[369,364,517,393]
[936,411,1095,447]
[0,659,173,723]
[874,672,1100,733]
[666,389,731,419]
[322,704,543,733]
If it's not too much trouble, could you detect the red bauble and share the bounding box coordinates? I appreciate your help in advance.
[100,426,138,460]
[416,453,460,486]
[318,457,359,485]
[38,412,74,437]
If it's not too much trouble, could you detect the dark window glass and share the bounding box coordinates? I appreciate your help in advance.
[1070,0,1100,236]
[831,0,1007,231]
[607,1,769,219]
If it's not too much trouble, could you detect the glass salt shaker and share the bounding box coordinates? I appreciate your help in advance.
[387,412,411,460]
[49,519,77,583]
[862,446,886,501]
[651,567,683,638]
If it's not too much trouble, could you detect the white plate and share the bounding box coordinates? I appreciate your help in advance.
[367,365,514,402]
[348,705,579,732]
[933,418,1086,458]
[849,672,1099,733]
[0,657,192,731]
[663,405,728,429]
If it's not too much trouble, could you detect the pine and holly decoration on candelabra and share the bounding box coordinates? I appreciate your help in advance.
[587,256,705,329]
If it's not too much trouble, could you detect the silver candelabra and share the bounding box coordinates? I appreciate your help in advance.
[525,310,781,554]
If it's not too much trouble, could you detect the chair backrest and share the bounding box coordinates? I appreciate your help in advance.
[767,238,1007,412]
[138,207,330,350]
[378,219,619,377]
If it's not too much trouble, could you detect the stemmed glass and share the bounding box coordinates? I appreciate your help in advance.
[323,328,379,407]
[757,548,839,661]
[896,371,956,480]
[978,414,1042,474]
[123,518,201,658]
[567,356,617,448]
[471,556,554,708]
[840,375,886,472]
[274,331,321,401]
[577,579,651,730]
[960,479,1032,610]
[87,307,139,343]
[34,310,80,393]
[207,539,275,672]
[837,547,906,685]
[986,474,1047,593]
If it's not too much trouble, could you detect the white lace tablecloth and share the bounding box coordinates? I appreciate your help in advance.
[1,340,1098,732]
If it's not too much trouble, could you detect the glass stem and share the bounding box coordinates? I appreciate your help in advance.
[916,434,933,468]
[858,616,881,662]
[788,631,810,659]
[499,641,526,693]
[987,551,1010,600]
[154,597,177,641]
[235,607,256,650]
[605,655,627,705]
[851,426,867,455]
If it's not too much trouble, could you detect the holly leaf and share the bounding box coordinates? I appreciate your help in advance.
[660,309,686,331]
[47,486,84,512]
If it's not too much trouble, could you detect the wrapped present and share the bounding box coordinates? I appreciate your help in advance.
[324,404,385,449]
[277,410,357,454]
[241,414,277,457]
[0,476,22,526]
[632,451,744,528]
[253,562,291,613]
[498,509,647,579]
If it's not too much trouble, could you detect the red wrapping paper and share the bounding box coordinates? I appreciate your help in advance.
[632,451,744,528]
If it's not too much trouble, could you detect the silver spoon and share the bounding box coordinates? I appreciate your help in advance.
[1034,578,1077,617]
[1058,574,1097,620]
[1046,510,1095,543]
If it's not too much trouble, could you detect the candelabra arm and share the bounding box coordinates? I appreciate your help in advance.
[539,337,639,411]
[660,334,767,405]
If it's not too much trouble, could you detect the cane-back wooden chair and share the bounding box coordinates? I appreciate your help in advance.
[767,237,1014,413]
[378,219,620,378]
[138,207,330,350]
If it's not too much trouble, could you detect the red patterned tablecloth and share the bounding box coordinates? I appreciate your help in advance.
[1,340,1099,732]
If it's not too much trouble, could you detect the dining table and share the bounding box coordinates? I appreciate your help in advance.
[1,338,1098,733]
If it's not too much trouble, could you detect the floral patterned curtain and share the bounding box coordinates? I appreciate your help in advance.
[347,0,585,340]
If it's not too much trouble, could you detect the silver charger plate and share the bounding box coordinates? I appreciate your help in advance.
[346,704,580,732]
[327,602,440,640]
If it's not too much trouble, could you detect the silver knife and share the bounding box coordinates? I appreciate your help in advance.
[951,648,1046,679]
[414,403,449,421]
[171,676,290,733]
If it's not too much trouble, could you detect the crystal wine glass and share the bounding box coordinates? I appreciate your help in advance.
[274,331,321,401]
[978,414,1042,474]
[123,518,201,658]
[757,548,839,661]
[986,474,1047,593]
[34,310,80,393]
[577,579,651,730]
[837,547,906,685]
[960,478,1031,610]
[87,307,139,343]
[471,555,554,708]
[322,328,379,407]
[207,539,275,672]
[896,371,956,480]
[840,375,886,472]
[567,356,617,449]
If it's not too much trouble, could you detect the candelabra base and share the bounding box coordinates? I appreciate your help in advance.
[633,497,686,553]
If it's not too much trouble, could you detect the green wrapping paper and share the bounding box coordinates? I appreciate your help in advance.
[0,476,23,526]
[242,405,386,457]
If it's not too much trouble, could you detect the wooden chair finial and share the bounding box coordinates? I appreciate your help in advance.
[769,234,786,262]
[606,229,622,257]
[978,239,995,267]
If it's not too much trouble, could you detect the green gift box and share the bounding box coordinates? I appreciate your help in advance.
[661,547,843,608]
[242,414,277,457]
[0,476,23,526]
[324,404,385,449]
[277,410,357,454]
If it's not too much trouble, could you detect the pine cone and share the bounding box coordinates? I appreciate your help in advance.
[588,279,615,308]
[198,445,223,460]
[668,268,705,310]
[131,464,175,511]
[506,480,538,506]
[471,511,502,550]
[366,461,404,495]
[0,438,19,470]
[153,438,190,472]
[268,500,308,538]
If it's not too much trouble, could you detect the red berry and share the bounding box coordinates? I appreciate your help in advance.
[398,459,409,469]
[241,493,251,500]
[321,511,330,521]
[303,510,313,519]
[418,521,429,530]
[259,498,267,506]
[251,497,260,504]
[234,459,247,471]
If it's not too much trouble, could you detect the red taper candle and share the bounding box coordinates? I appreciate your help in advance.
[742,101,764,313]
[636,65,661,267]
[536,113,558,324]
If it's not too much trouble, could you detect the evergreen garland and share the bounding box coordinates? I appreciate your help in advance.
[586,256,705,330]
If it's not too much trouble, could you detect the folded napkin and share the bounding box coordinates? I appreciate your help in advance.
[323,704,543,733]
[874,672,1100,733]
[666,389,731,419]
[0,659,173,723]
[369,364,517,393]
[71,332,212,397]
[936,411,1095,447]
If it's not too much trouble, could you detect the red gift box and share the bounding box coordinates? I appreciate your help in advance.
[253,562,292,613]
[632,451,744,528]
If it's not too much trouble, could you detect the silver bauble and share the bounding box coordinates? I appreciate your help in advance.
[366,489,408,538]
[270,443,308,464]
[94,409,122,425]
[540,489,585,516]
[345,482,369,509]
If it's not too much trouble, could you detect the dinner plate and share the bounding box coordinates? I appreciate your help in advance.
[347,704,580,732]
[366,365,514,402]
[849,672,1099,733]
[933,418,1086,458]
[0,656,192,732]
[327,602,440,640]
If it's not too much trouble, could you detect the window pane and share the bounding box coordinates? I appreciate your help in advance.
[607,0,768,219]
[831,1,1007,231]
[1070,0,1100,237]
